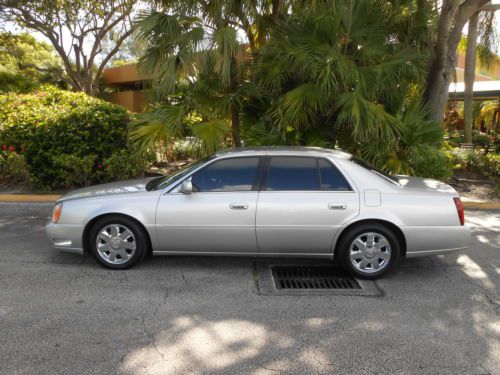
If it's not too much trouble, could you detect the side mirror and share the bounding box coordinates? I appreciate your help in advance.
[181,179,193,194]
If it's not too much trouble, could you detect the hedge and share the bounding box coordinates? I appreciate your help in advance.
[0,86,146,190]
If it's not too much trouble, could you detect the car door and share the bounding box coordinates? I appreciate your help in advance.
[155,156,263,254]
[256,156,359,255]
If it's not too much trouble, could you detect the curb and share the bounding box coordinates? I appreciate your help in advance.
[462,201,500,210]
[0,194,498,209]
[0,194,61,202]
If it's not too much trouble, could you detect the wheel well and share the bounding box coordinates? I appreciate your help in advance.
[82,213,152,255]
[334,219,407,258]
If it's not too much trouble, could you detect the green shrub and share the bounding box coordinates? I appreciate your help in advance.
[449,147,499,179]
[50,153,96,189]
[101,148,150,182]
[472,134,490,148]
[170,137,203,160]
[0,147,31,186]
[0,86,143,190]
[482,153,499,178]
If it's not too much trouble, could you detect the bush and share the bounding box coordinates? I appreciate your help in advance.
[101,148,151,182]
[472,134,490,148]
[449,147,499,179]
[482,153,499,178]
[0,147,31,186]
[0,86,145,190]
[170,137,203,160]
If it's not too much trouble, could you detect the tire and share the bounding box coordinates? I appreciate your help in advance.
[337,223,400,280]
[89,215,148,269]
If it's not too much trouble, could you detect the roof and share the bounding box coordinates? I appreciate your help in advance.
[215,146,352,159]
[449,80,500,100]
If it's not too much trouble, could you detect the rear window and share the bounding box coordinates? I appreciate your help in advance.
[350,157,400,184]
[265,157,351,191]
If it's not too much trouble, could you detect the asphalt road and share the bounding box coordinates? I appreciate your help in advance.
[0,203,498,375]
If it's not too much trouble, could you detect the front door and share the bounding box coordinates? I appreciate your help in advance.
[155,157,262,254]
[256,156,359,255]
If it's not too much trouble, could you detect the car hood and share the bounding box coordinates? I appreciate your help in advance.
[57,177,157,202]
[395,175,457,195]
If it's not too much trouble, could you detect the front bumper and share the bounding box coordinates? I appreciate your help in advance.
[402,225,471,258]
[45,222,84,255]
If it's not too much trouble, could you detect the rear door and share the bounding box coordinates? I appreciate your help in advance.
[256,156,359,255]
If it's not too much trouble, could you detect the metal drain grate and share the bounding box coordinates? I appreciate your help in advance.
[271,266,361,290]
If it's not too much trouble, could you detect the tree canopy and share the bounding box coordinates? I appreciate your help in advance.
[0,0,141,95]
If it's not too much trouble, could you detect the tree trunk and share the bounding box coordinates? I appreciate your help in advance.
[423,0,491,122]
[464,13,479,144]
[231,104,241,148]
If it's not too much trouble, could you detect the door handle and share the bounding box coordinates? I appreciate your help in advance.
[230,203,248,210]
[328,203,347,210]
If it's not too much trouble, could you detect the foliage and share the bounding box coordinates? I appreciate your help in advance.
[101,148,152,182]
[472,134,491,148]
[0,147,30,186]
[340,100,452,180]
[449,147,499,179]
[258,0,428,146]
[0,0,140,95]
[170,138,203,160]
[50,154,96,189]
[0,86,143,190]
[0,32,64,92]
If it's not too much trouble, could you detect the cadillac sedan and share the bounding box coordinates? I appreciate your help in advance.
[46,147,470,279]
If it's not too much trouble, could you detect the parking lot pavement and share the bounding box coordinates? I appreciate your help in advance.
[0,203,498,375]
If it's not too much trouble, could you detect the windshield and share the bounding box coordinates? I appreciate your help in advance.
[350,157,400,184]
[146,156,214,191]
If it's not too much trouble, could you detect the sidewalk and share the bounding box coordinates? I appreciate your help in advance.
[0,193,498,209]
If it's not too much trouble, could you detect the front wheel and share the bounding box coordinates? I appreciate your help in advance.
[89,216,148,269]
[338,223,400,280]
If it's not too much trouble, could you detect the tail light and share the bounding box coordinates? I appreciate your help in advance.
[453,197,464,226]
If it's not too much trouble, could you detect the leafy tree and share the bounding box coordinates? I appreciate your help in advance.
[0,32,64,91]
[0,0,140,95]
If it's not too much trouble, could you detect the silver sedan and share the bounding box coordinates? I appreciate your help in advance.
[46,147,470,279]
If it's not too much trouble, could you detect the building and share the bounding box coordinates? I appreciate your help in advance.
[102,51,500,113]
[102,64,151,113]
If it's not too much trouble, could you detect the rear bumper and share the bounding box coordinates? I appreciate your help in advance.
[45,222,84,255]
[402,225,471,258]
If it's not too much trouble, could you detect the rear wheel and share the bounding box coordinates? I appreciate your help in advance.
[89,216,148,269]
[338,223,400,280]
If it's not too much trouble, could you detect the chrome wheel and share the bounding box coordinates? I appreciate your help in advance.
[95,224,136,265]
[349,232,391,274]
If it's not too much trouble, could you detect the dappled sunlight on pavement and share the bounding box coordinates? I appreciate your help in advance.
[122,318,273,374]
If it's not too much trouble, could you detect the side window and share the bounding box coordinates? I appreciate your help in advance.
[266,157,319,191]
[191,157,260,192]
[318,159,351,191]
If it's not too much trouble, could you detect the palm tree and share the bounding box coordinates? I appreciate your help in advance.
[130,0,291,152]
[258,0,428,144]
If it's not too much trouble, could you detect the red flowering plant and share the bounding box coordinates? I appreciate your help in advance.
[0,146,30,186]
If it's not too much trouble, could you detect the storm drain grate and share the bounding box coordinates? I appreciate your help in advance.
[271,266,361,290]
[255,263,383,296]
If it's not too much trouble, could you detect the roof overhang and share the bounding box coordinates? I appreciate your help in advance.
[448,81,500,100]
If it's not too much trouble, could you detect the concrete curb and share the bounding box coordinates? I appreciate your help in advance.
[462,201,500,210]
[0,194,61,202]
[0,194,498,209]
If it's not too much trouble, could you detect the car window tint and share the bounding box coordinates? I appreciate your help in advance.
[191,158,260,192]
[266,157,319,191]
[318,159,351,191]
